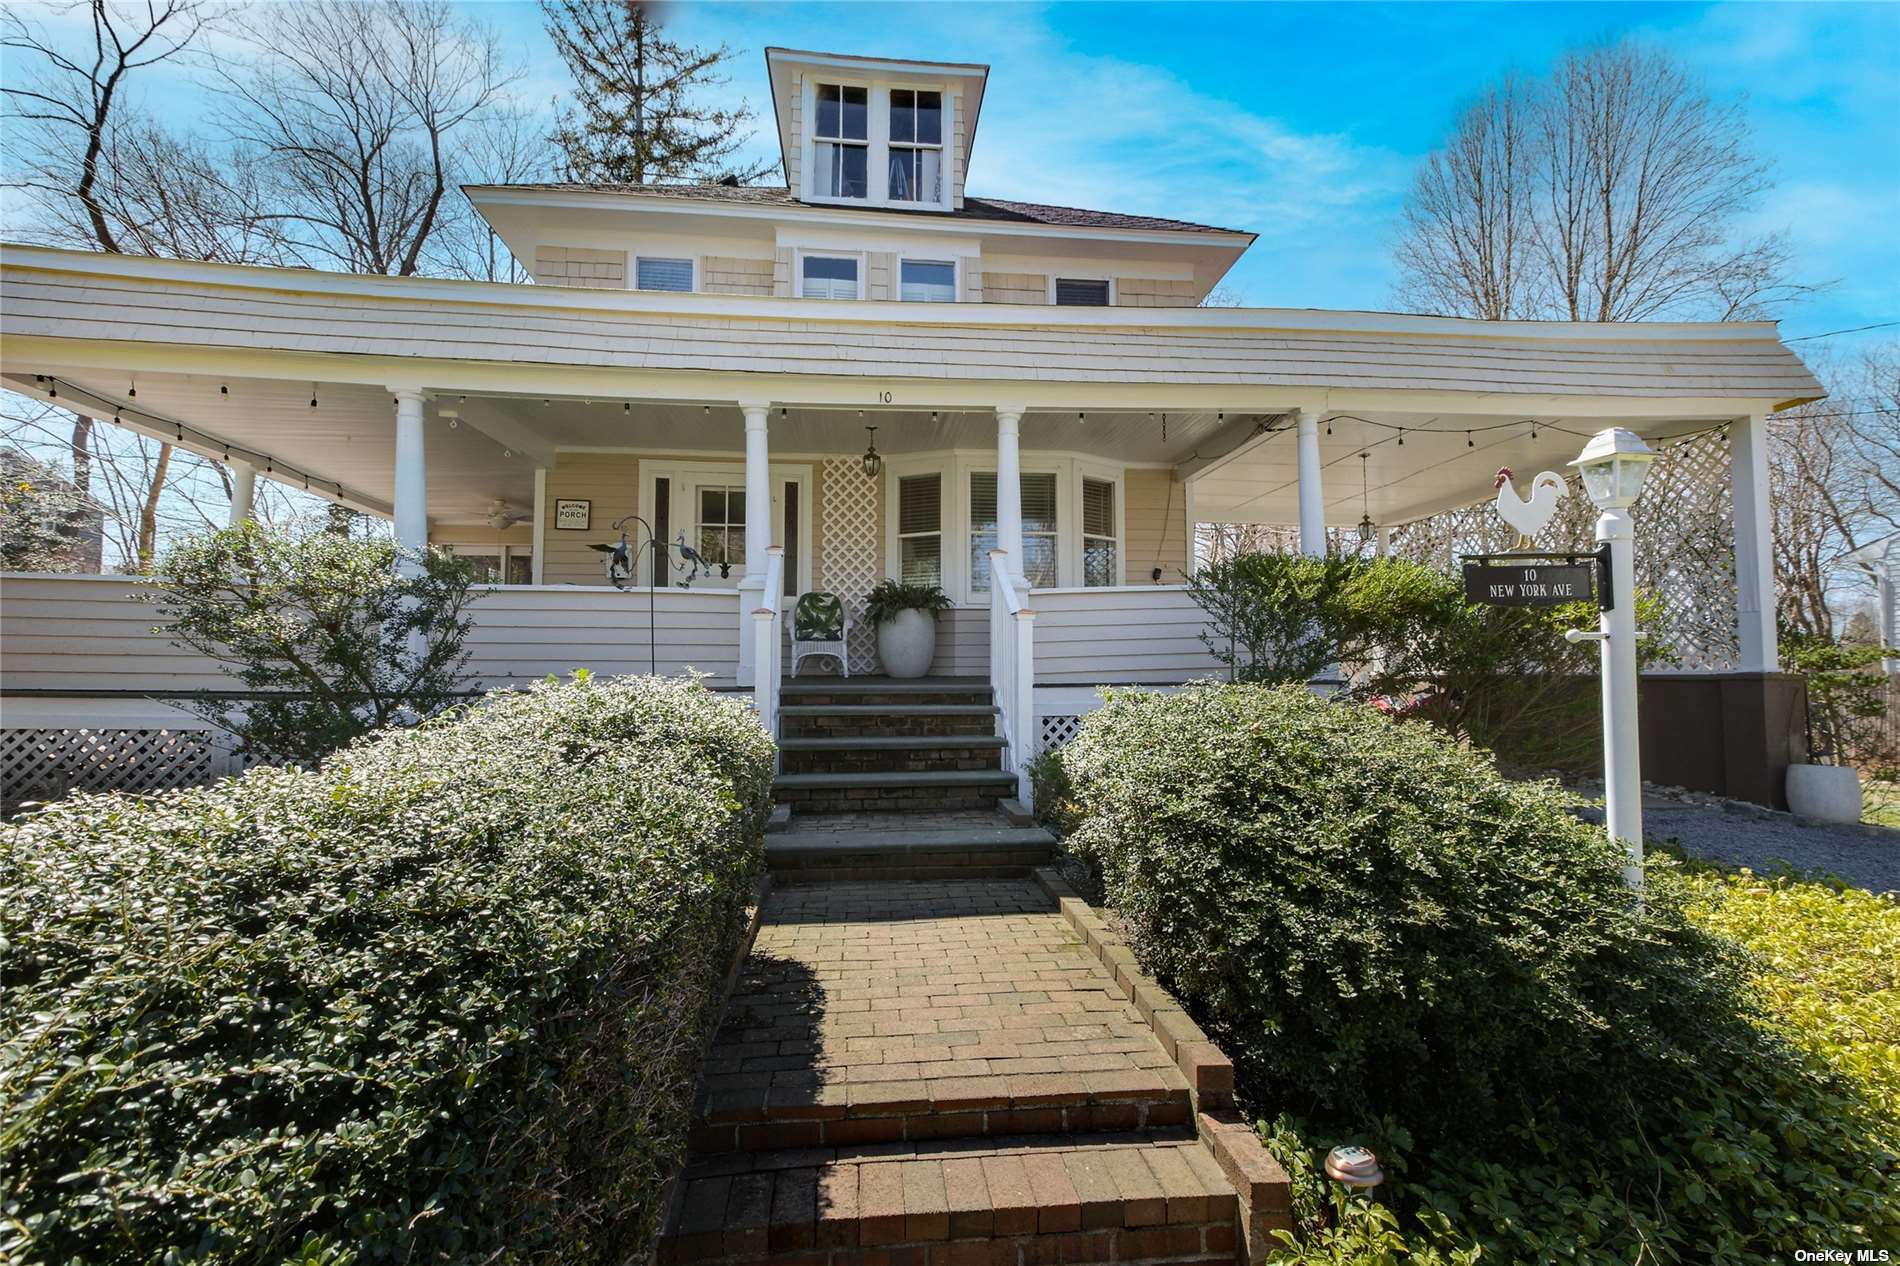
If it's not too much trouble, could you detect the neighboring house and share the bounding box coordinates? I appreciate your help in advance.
[0,446,103,574]
[1844,531,1900,672]
[0,47,1824,808]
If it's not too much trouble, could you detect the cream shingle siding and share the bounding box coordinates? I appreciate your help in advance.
[532,246,626,288]
[0,263,1824,401]
[982,272,1048,305]
[702,256,774,296]
[1123,468,1189,583]
[867,252,895,301]
[773,248,794,298]
[1116,279,1197,309]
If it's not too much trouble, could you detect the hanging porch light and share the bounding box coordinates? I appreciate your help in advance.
[860,425,882,478]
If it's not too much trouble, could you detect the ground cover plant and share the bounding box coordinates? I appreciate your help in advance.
[1054,684,1899,1262]
[0,673,775,1265]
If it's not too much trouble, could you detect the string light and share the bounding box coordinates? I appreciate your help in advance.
[1397,429,1405,446]
[220,383,228,395]
[127,380,136,398]
[47,383,57,398]
[1467,431,1474,447]
[623,402,631,413]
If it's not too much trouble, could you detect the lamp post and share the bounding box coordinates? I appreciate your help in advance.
[1566,428,1657,887]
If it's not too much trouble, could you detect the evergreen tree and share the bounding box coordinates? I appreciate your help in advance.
[540,0,773,185]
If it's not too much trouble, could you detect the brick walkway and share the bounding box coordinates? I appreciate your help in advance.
[660,868,1295,1265]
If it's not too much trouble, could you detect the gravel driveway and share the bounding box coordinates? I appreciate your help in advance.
[1636,799,1900,894]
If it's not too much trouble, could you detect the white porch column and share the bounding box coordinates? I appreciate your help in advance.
[1375,524,1391,559]
[1878,558,1898,674]
[995,406,1025,585]
[1296,410,1325,557]
[393,389,428,575]
[1731,411,1778,671]
[530,466,548,584]
[227,460,256,528]
[737,401,771,684]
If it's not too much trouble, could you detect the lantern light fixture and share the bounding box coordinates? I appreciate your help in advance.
[860,426,882,478]
[1569,427,1656,510]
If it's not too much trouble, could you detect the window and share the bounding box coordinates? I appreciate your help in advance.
[635,257,693,292]
[888,89,942,203]
[815,83,869,198]
[898,473,942,586]
[970,471,1058,591]
[1082,477,1118,587]
[441,544,533,585]
[900,259,956,303]
[1055,278,1111,306]
[801,254,859,299]
[781,482,799,597]
[697,486,746,572]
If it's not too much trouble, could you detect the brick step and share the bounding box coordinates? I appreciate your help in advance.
[779,737,1007,777]
[659,1133,1239,1266]
[691,1063,1191,1153]
[774,770,1017,814]
[781,677,995,710]
[779,704,1001,741]
[766,825,1058,882]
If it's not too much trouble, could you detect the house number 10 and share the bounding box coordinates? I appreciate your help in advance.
[876,391,893,404]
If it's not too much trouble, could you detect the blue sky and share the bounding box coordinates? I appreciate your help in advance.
[465,0,1900,343]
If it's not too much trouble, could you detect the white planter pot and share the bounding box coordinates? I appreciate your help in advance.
[1785,763,1862,824]
[876,609,937,679]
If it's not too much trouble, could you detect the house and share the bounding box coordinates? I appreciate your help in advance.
[0,446,103,574]
[0,47,1823,810]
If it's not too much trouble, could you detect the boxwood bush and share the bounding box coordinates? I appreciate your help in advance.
[1059,684,1898,1261]
[0,674,774,1265]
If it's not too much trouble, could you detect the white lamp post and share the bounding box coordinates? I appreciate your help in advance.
[1567,428,1657,887]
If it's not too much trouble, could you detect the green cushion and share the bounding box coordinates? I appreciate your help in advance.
[794,592,844,642]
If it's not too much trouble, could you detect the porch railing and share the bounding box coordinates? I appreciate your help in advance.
[752,547,785,744]
[988,549,1036,806]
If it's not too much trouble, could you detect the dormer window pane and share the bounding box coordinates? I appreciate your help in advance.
[889,89,943,204]
[1055,278,1111,306]
[817,142,868,198]
[817,84,868,141]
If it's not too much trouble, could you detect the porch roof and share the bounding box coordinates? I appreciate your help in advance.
[0,244,1824,529]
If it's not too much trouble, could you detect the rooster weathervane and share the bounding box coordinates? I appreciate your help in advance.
[1493,466,1566,550]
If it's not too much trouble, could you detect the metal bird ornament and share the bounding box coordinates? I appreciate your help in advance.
[590,532,634,588]
[1493,466,1567,549]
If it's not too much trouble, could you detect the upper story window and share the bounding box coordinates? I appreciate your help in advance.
[900,260,956,302]
[635,257,693,292]
[888,90,942,203]
[800,254,860,300]
[815,84,869,199]
[1055,278,1111,306]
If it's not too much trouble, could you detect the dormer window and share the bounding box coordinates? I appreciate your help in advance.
[815,84,869,199]
[888,90,942,203]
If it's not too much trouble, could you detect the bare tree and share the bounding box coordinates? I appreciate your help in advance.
[1393,75,1539,321]
[542,0,773,186]
[218,0,517,276]
[1392,40,1815,323]
[1843,346,1900,541]
[1,0,218,253]
[434,104,555,282]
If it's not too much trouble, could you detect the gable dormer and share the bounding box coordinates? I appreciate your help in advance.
[766,48,989,214]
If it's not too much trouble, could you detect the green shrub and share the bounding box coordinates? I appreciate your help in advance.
[1060,684,1897,1261]
[0,674,775,1265]
[1782,629,1897,773]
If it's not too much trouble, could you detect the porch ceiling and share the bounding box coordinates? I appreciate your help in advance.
[1190,409,1734,527]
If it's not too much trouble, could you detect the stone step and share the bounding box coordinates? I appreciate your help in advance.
[781,676,994,709]
[690,1063,1190,1154]
[779,736,1007,777]
[658,1134,1239,1266]
[766,825,1058,882]
[778,704,1001,742]
[774,770,1018,814]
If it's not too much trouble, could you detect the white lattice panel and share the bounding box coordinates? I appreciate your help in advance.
[1041,714,1084,751]
[2,727,224,814]
[820,457,881,673]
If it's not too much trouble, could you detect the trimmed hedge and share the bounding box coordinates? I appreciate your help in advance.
[0,675,775,1265]
[1058,684,1898,1261]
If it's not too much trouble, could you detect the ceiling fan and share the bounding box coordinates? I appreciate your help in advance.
[485,500,531,529]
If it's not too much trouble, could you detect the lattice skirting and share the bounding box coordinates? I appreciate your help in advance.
[2,727,234,815]
[1040,714,1084,752]
[819,456,881,674]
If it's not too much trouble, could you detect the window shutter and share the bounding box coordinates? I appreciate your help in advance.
[635,257,693,292]
[1055,278,1110,306]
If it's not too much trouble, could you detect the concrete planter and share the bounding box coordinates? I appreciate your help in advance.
[1785,763,1863,824]
[876,609,937,678]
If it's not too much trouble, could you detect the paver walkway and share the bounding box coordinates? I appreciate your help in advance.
[660,872,1290,1265]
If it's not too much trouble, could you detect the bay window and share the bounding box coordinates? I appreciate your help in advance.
[897,473,942,586]
[888,89,942,203]
[815,83,869,199]
[970,470,1058,591]
[899,259,956,302]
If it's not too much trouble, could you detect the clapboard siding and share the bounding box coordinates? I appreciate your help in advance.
[0,259,1823,399]
[0,575,741,695]
[1031,587,1225,684]
[1123,468,1189,585]
[934,605,990,677]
